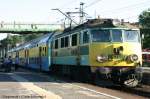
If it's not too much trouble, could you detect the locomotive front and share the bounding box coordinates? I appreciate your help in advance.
[89,28,142,87]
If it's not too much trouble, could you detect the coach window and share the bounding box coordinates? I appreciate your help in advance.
[83,31,89,44]
[72,34,77,46]
[55,39,58,49]
[65,36,69,47]
[61,38,65,48]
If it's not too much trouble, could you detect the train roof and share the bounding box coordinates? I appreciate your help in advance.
[37,34,52,44]
[10,33,54,51]
[54,19,139,38]
[28,33,54,48]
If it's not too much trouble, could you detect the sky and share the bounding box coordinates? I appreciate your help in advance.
[0,0,150,40]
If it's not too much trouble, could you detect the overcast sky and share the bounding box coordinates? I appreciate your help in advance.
[0,0,149,40]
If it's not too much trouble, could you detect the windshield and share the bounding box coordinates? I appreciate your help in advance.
[112,30,122,42]
[91,30,110,42]
[124,30,140,42]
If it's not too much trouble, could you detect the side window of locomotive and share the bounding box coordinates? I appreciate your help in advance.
[61,38,65,48]
[72,34,77,46]
[65,36,69,47]
[83,31,89,44]
[55,39,58,49]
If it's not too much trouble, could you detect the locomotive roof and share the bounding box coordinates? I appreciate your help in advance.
[54,19,139,38]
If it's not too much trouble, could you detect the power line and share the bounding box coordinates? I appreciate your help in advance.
[103,4,150,17]
[100,1,150,14]
[84,0,103,8]
[59,0,78,9]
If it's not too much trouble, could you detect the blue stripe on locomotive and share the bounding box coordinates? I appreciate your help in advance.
[80,55,89,65]
[52,55,89,66]
[53,56,76,65]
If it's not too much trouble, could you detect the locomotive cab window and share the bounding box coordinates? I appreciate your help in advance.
[124,30,140,43]
[91,29,110,42]
[83,31,89,44]
[71,34,77,46]
[112,30,122,42]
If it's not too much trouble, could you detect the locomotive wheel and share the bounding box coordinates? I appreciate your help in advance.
[123,73,142,87]
[124,75,138,87]
[124,68,143,88]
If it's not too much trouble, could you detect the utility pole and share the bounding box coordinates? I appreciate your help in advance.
[52,2,86,28]
[80,2,84,24]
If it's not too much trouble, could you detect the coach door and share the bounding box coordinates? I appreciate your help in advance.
[39,47,42,71]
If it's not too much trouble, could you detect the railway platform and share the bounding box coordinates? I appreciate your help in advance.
[0,68,149,99]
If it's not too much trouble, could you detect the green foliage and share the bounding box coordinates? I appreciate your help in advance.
[0,35,22,47]
[23,33,43,42]
[0,33,43,48]
[140,29,150,48]
[139,9,150,28]
[139,9,150,48]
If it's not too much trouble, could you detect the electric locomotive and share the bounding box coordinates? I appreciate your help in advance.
[51,19,142,87]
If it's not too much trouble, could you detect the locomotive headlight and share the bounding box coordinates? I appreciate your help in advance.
[96,55,108,63]
[128,54,138,62]
[97,56,103,62]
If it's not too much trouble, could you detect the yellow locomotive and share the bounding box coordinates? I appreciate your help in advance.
[52,19,142,87]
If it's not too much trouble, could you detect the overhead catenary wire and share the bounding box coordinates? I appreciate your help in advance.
[96,0,150,22]
[84,0,149,21]
[59,0,78,9]
[84,0,103,8]
[53,0,150,25]
[103,4,150,17]
[100,1,150,14]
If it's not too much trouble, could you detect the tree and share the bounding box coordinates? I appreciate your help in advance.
[0,35,22,48]
[139,9,150,48]
[139,9,150,28]
[0,33,44,49]
[22,33,43,42]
